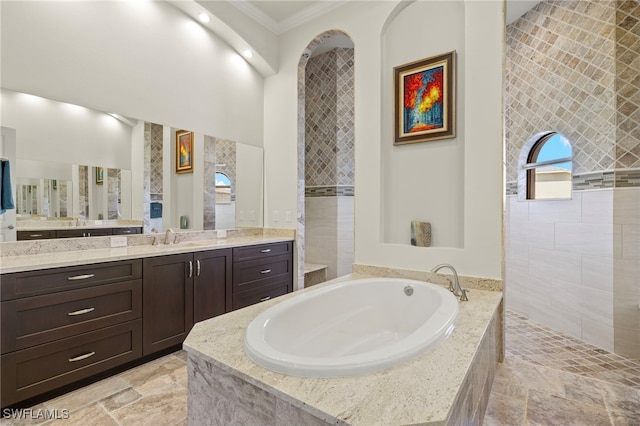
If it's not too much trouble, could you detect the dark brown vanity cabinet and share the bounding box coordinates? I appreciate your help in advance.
[232,241,293,310]
[142,249,232,356]
[0,260,143,408]
[1,240,292,407]
[55,228,113,238]
[16,227,143,240]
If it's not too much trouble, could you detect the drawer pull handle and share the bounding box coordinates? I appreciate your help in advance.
[260,249,272,253]
[260,296,271,302]
[30,234,43,237]
[67,274,95,281]
[68,307,95,316]
[68,351,96,362]
[260,269,271,274]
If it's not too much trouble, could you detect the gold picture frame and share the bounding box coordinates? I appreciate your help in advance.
[394,51,456,145]
[95,167,104,184]
[176,130,194,174]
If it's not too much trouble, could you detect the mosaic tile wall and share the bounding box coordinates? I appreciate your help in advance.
[304,48,354,194]
[59,181,67,217]
[616,0,640,169]
[203,136,216,230]
[143,123,152,232]
[149,123,163,198]
[107,168,120,220]
[203,136,236,230]
[505,0,618,182]
[214,139,237,198]
[78,165,88,218]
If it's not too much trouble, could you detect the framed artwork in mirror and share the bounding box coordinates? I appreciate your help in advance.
[394,51,456,145]
[176,130,194,174]
[95,167,104,184]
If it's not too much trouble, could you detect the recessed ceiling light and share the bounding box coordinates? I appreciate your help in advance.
[242,49,253,59]
[197,12,211,23]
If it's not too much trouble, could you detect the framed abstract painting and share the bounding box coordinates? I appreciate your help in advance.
[95,167,104,184]
[394,51,456,145]
[176,130,194,174]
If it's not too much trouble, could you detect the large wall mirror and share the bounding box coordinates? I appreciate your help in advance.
[4,89,264,234]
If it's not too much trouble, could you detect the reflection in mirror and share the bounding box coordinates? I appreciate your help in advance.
[147,124,263,232]
[16,160,130,221]
[77,165,130,220]
[16,179,70,217]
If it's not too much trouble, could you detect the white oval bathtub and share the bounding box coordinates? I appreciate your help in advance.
[244,278,459,377]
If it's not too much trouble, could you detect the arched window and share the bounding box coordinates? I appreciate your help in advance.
[524,132,572,200]
[215,172,231,205]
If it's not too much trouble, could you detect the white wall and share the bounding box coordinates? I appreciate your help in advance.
[382,1,465,248]
[265,1,504,279]
[1,1,264,148]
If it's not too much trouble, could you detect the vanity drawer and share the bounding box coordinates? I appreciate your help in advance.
[56,228,112,238]
[16,231,56,241]
[232,253,293,293]
[1,259,142,301]
[1,280,142,354]
[1,320,142,408]
[232,241,293,262]
[232,280,291,310]
[112,227,142,235]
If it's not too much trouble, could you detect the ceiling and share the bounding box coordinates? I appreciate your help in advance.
[226,0,348,34]
[227,0,541,34]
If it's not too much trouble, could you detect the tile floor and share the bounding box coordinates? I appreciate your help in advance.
[485,311,640,425]
[2,310,639,425]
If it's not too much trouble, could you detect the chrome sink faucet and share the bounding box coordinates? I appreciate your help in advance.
[164,228,175,245]
[431,264,469,301]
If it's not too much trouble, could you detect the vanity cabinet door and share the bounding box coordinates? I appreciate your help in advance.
[142,253,194,356]
[193,249,232,323]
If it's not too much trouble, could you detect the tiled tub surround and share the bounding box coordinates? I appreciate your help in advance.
[184,273,503,425]
[0,228,295,273]
[5,311,640,425]
[505,187,640,358]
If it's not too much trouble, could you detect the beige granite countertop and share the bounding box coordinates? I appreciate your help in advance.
[0,233,294,274]
[183,273,503,425]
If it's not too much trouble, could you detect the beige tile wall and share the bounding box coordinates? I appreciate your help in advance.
[613,187,640,358]
[303,47,355,280]
[505,0,640,358]
[304,196,354,280]
[505,190,616,352]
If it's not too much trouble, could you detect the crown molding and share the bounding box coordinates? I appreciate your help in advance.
[228,0,349,35]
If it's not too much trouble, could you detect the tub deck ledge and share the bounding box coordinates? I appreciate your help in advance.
[184,273,504,426]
